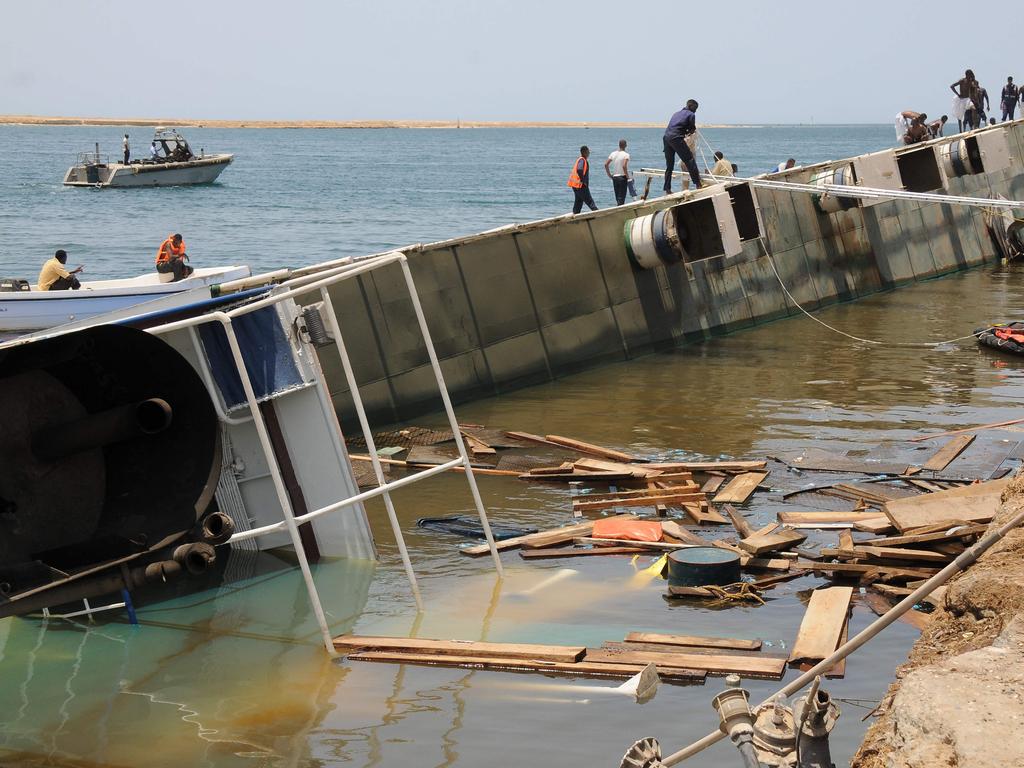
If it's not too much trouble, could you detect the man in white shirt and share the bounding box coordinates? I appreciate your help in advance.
[604,139,631,206]
[122,134,130,164]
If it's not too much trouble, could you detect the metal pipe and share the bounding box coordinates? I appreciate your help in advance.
[31,398,172,461]
[172,542,216,575]
[662,499,1024,765]
[227,457,463,543]
[191,512,235,545]
[318,286,423,610]
[398,258,504,575]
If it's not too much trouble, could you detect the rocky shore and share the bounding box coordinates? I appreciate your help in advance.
[853,473,1024,768]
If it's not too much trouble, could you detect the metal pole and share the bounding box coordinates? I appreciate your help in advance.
[397,257,504,575]
[661,502,1024,765]
[220,320,337,654]
[317,286,424,610]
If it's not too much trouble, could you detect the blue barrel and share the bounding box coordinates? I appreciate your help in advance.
[667,547,742,587]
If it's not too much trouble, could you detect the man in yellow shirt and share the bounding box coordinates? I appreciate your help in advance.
[37,249,83,291]
[709,151,734,178]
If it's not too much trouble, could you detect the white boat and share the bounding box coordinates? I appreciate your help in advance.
[63,128,233,188]
[0,264,251,334]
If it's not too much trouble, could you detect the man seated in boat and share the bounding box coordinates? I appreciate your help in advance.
[37,249,82,291]
[155,234,194,282]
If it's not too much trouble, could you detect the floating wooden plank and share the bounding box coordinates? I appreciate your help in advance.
[573,458,661,478]
[791,560,940,579]
[923,434,976,470]
[682,501,730,525]
[701,475,727,494]
[861,592,930,631]
[777,510,886,526]
[835,482,918,502]
[751,571,804,590]
[573,537,689,551]
[851,517,895,534]
[623,632,762,652]
[743,558,791,572]
[661,520,709,546]
[713,472,769,504]
[738,524,807,556]
[461,431,497,457]
[572,484,699,502]
[572,492,704,513]
[583,648,786,679]
[906,478,948,493]
[520,546,649,559]
[334,635,585,663]
[460,515,634,556]
[824,616,849,679]
[883,478,1010,532]
[529,462,575,475]
[855,545,951,563]
[346,650,707,682]
[519,470,635,482]
[503,431,566,448]
[645,460,767,472]
[723,504,754,538]
[545,435,640,463]
[788,587,853,665]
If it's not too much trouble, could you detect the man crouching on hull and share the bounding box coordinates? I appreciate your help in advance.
[156,233,194,282]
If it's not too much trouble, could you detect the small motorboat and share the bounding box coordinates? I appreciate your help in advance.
[975,322,1024,355]
[63,128,233,188]
[0,264,251,335]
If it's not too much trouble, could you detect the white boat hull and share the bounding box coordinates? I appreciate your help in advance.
[63,155,233,187]
[0,265,250,334]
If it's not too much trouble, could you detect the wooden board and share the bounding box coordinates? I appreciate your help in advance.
[347,651,706,682]
[520,546,649,559]
[855,545,951,563]
[623,632,761,652]
[583,648,786,679]
[661,520,709,546]
[791,560,940,579]
[572,492,704,513]
[883,478,1010,532]
[460,515,635,556]
[852,517,895,534]
[723,504,754,538]
[777,510,890,525]
[701,475,727,494]
[738,525,807,556]
[545,435,640,463]
[713,472,769,504]
[644,461,767,472]
[682,502,730,525]
[743,558,791,572]
[573,485,698,502]
[866,524,985,548]
[788,587,853,665]
[333,635,585,663]
[573,537,688,551]
[461,431,496,456]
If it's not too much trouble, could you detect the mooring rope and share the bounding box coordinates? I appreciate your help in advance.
[758,238,982,348]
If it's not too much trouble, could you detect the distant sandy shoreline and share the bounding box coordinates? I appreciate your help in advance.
[0,114,754,130]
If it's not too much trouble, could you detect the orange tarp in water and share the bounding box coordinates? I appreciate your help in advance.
[591,518,664,542]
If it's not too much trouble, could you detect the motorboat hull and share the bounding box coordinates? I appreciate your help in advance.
[0,265,250,334]
[63,154,233,187]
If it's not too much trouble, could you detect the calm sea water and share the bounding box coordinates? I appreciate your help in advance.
[3,124,1020,768]
[0,124,892,279]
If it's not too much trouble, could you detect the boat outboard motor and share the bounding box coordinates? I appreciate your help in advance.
[0,325,221,616]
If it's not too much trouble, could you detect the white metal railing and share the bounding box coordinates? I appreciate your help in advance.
[130,250,503,653]
[635,167,1024,209]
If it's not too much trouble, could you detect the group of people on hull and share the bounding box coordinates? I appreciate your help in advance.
[896,68,1021,146]
[566,98,773,214]
[36,234,194,291]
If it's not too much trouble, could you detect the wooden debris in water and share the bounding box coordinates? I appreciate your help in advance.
[921,434,976,471]
[738,523,807,556]
[333,635,586,663]
[623,632,762,652]
[713,471,769,504]
[788,586,853,668]
[883,478,1011,532]
[544,434,641,463]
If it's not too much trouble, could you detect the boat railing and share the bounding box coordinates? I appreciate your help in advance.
[43,251,503,653]
[74,151,109,166]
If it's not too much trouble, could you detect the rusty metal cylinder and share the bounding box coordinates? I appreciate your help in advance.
[31,398,173,461]
[192,512,235,546]
[172,542,216,575]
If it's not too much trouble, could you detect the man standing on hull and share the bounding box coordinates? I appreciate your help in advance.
[663,99,702,194]
[567,146,598,214]
[1002,77,1019,122]
[604,139,631,206]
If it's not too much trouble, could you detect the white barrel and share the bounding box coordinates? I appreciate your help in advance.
[624,215,662,269]
[811,164,858,214]
[940,138,980,178]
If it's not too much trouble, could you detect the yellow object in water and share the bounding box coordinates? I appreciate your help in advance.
[628,554,668,588]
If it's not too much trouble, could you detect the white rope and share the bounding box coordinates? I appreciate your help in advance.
[759,238,980,348]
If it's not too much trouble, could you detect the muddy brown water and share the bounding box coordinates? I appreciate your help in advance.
[2,264,1023,767]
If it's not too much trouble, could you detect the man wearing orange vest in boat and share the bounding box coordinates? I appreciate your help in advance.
[155,233,194,282]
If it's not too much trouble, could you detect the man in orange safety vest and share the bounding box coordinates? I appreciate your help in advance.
[567,146,598,215]
[155,233,194,282]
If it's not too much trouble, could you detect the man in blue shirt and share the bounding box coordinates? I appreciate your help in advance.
[663,99,702,194]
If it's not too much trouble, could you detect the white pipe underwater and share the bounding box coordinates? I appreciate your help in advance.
[488,663,660,704]
[505,568,578,599]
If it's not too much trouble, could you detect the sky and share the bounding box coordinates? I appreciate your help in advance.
[2,0,1020,124]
